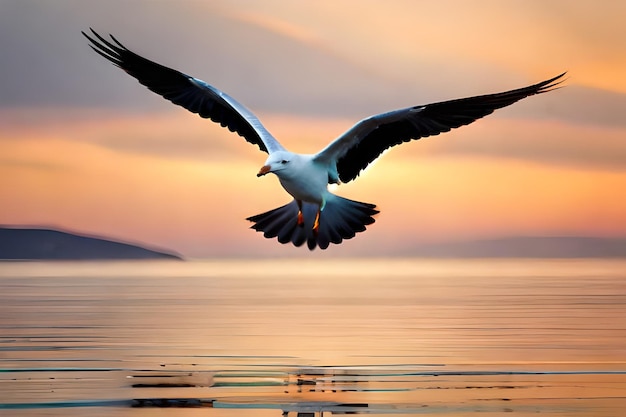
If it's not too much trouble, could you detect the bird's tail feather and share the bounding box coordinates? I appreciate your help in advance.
[246,195,378,250]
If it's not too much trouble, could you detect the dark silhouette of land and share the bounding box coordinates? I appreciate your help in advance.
[0,226,182,260]
[2,226,625,259]
[408,236,626,258]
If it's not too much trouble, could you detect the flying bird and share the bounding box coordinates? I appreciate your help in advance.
[82,29,565,250]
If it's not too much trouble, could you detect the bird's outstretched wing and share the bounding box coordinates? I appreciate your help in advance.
[317,73,566,183]
[82,29,285,154]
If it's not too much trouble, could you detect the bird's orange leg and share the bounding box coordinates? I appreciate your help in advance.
[312,199,325,235]
[296,200,304,227]
[312,209,321,235]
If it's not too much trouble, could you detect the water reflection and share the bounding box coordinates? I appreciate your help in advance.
[1,259,625,415]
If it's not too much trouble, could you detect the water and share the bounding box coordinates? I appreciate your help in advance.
[1,259,625,416]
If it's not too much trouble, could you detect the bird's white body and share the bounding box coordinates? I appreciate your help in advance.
[260,152,329,207]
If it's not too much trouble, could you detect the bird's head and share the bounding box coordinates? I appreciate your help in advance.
[257,151,294,178]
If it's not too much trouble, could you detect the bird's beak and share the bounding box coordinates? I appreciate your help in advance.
[257,165,271,177]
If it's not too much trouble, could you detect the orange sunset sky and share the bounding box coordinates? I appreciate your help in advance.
[1,1,626,258]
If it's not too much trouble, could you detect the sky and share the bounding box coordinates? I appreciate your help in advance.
[1,0,626,258]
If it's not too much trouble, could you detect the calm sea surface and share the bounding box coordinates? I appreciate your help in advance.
[1,259,625,416]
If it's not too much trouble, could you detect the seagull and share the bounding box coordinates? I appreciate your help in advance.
[82,29,565,250]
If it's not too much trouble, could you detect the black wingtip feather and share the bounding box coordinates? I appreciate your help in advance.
[535,71,568,94]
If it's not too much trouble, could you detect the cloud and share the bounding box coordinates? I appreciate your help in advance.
[0,157,67,173]
[2,93,626,176]
[4,0,596,123]
[3,0,619,157]
[388,118,626,173]
[225,9,323,47]
[0,0,401,118]
[534,85,626,129]
[0,108,264,164]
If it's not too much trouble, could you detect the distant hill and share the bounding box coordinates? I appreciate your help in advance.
[0,226,182,260]
[409,236,626,258]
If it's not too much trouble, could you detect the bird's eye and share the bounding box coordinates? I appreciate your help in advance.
[281,160,289,164]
